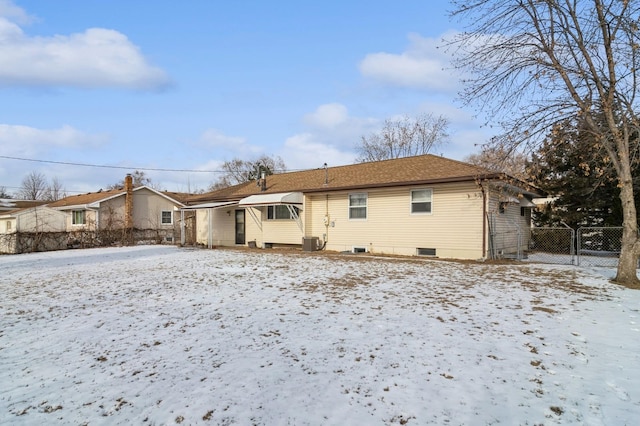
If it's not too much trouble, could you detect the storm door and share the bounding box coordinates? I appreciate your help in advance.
[235,209,246,245]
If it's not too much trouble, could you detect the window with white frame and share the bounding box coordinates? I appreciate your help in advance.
[161,210,173,225]
[72,210,85,225]
[266,205,299,220]
[411,189,432,214]
[349,193,367,219]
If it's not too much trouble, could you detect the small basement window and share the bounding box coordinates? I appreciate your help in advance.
[352,247,367,254]
[417,248,437,256]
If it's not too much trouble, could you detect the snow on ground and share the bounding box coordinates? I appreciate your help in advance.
[1,245,639,425]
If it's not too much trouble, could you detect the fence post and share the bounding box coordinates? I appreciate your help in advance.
[560,222,575,265]
[577,227,582,266]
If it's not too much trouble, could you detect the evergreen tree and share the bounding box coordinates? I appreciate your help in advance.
[528,118,640,229]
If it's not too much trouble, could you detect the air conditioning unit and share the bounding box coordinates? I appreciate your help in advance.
[302,236,319,252]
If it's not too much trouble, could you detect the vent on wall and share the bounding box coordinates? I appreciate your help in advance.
[352,247,367,254]
[417,248,436,256]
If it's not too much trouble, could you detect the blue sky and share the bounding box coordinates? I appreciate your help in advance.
[0,0,492,195]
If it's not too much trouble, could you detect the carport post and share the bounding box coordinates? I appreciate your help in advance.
[180,209,185,246]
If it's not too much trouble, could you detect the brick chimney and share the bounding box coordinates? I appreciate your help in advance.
[125,174,133,232]
[260,170,266,192]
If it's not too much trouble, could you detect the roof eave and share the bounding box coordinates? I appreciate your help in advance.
[302,174,503,194]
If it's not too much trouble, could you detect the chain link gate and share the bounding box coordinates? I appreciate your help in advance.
[577,227,622,267]
[527,227,575,265]
[525,226,627,268]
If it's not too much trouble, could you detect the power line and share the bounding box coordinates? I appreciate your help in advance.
[0,154,303,174]
[0,155,225,173]
[0,184,89,194]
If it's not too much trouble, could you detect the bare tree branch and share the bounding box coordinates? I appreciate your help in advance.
[448,0,640,286]
[18,171,48,200]
[356,114,449,162]
[209,155,287,190]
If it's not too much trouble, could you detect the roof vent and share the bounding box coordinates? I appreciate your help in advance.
[323,163,328,186]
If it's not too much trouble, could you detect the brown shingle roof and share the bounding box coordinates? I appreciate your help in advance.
[47,187,190,208]
[161,191,192,204]
[47,188,125,208]
[187,154,502,204]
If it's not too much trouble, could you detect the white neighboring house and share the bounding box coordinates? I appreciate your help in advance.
[0,205,68,254]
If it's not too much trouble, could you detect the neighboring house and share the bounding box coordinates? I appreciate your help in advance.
[47,176,187,245]
[0,205,67,254]
[184,154,543,260]
[0,198,47,212]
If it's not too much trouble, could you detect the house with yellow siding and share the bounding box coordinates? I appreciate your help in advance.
[185,154,542,260]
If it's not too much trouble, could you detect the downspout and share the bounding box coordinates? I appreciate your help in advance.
[480,180,487,260]
[207,208,213,249]
[318,163,329,251]
[321,193,329,250]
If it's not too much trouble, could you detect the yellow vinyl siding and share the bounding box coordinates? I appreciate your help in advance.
[244,207,262,246]
[244,207,303,246]
[307,182,485,259]
[195,208,237,246]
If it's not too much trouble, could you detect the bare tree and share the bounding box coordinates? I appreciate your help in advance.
[43,177,66,201]
[449,0,640,287]
[356,114,449,162]
[107,170,161,190]
[209,155,287,190]
[464,142,529,181]
[18,171,48,200]
[0,186,12,198]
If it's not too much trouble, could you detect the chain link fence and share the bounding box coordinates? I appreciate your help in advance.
[577,227,622,267]
[527,227,575,265]
[522,226,626,268]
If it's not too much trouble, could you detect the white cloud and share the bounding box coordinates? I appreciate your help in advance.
[359,32,461,92]
[0,5,170,90]
[196,128,262,158]
[0,124,108,157]
[303,103,349,129]
[198,129,246,149]
[282,133,356,170]
[303,103,378,142]
[0,123,110,195]
[0,0,33,25]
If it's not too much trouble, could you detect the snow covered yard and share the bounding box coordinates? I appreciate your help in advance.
[1,246,639,425]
